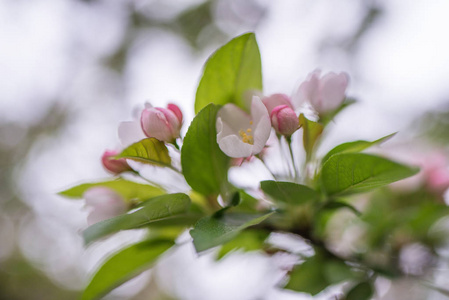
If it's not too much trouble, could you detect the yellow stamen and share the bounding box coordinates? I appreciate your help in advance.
[249,120,253,125]
[246,128,252,133]
[239,129,254,145]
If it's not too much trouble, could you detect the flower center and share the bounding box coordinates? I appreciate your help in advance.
[239,122,254,145]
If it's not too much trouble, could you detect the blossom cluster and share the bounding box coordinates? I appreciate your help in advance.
[217,70,349,158]
[61,33,449,300]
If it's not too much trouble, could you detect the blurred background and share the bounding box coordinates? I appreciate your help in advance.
[1,0,449,299]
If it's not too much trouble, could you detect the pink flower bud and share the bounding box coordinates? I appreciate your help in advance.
[84,187,127,225]
[262,93,294,115]
[101,150,132,174]
[296,70,349,115]
[167,103,183,123]
[140,105,182,143]
[270,105,299,136]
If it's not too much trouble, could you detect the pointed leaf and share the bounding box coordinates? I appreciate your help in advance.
[260,180,319,205]
[83,193,190,245]
[322,132,396,165]
[195,32,262,113]
[181,104,229,196]
[190,212,274,252]
[320,153,419,196]
[116,138,171,167]
[299,114,324,160]
[82,239,173,300]
[59,179,164,202]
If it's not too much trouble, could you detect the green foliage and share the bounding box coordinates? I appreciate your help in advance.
[346,281,374,300]
[285,252,357,295]
[83,193,191,245]
[190,211,274,252]
[63,31,443,299]
[320,200,360,216]
[298,114,324,161]
[59,179,164,202]
[362,189,449,251]
[260,180,319,205]
[320,153,419,196]
[195,32,262,113]
[217,230,269,259]
[116,138,171,167]
[321,132,396,165]
[82,239,174,300]
[181,104,230,196]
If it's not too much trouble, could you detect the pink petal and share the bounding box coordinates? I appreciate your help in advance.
[167,103,183,123]
[262,93,294,114]
[318,72,349,113]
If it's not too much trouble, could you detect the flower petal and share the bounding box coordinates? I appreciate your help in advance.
[218,134,253,158]
[262,93,294,114]
[251,97,271,154]
[118,120,146,147]
[216,103,252,133]
[84,187,127,225]
[294,69,321,108]
[318,72,349,113]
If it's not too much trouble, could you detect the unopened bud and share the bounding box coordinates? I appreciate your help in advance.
[101,150,132,174]
[270,105,299,136]
[141,104,183,143]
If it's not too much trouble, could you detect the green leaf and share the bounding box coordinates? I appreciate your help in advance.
[217,230,269,259]
[195,32,262,113]
[59,179,164,202]
[321,132,396,165]
[346,281,374,300]
[285,252,356,295]
[260,181,319,205]
[116,138,171,167]
[285,255,329,295]
[181,104,230,196]
[82,239,173,300]
[320,153,419,196]
[235,190,260,212]
[83,193,191,245]
[298,114,324,161]
[190,212,274,252]
[321,201,361,216]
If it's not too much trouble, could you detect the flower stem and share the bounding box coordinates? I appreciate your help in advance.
[286,136,298,181]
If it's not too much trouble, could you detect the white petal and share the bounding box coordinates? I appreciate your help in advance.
[249,97,271,155]
[218,134,253,158]
[118,120,146,147]
[252,115,272,155]
[250,96,269,124]
[217,103,251,133]
[217,116,235,143]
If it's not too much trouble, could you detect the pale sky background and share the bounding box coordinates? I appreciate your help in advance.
[1,0,449,299]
